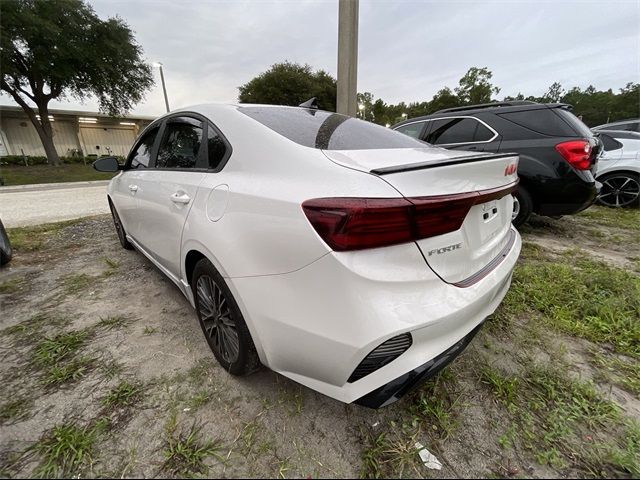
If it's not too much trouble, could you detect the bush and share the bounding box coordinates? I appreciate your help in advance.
[0,155,124,166]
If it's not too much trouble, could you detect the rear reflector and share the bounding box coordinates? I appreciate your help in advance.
[302,180,518,251]
[555,140,592,170]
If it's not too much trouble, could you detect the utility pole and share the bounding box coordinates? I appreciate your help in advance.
[337,0,359,116]
[155,62,170,113]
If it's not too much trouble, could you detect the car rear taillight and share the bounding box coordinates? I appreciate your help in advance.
[555,140,592,170]
[302,181,518,251]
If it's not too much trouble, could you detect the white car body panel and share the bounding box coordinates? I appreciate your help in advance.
[596,135,640,177]
[106,104,521,406]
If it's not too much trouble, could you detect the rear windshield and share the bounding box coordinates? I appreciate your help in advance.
[498,107,587,137]
[239,106,427,150]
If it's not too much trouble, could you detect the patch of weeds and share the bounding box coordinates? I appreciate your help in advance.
[7,218,84,252]
[61,273,93,295]
[480,365,519,406]
[239,420,261,455]
[408,369,460,439]
[598,420,640,477]
[143,326,156,335]
[97,315,129,330]
[102,257,120,276]
[276,383,304,415]
[0,276,26,294]
[591,351,640,396]
[3,313,70,342]
[498,244,640,356]
[577,206,640,232]
[103,380,143,409]
[162,424,225,476]
[188,390,212,410]
[33,331,87,366]
[44,357,95,385]
[359,430,422,479]
[31,418,109,478]
[276,457,291,479]
[0,396,33,424]
[100,359,124,380]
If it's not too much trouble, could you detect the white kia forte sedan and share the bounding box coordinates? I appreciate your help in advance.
[94,103,521,408]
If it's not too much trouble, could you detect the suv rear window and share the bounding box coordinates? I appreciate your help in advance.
[239,106,426,150]
[498,108,580,137]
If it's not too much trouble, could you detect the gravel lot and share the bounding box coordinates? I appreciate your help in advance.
[0,207,638,478]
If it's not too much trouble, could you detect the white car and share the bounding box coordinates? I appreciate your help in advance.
[94,103,521,408]
[595,130,640,207]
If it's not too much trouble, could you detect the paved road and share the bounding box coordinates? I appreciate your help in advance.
[0,181,111,227]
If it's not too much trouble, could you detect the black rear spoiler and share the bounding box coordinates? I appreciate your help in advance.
[370,152,518,176]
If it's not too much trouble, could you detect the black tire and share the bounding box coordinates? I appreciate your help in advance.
[0,220,12,266]
[109,201,134,250]
[192,258,261,376]
[596,172,640,208]
[511,186,533,228]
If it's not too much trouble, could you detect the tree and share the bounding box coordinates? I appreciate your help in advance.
[238,62,337,111]
[428,87,461,113]
[0,0,154,165]
[455,67,500,105]
[542,82,564,103]
[356,92,375,121]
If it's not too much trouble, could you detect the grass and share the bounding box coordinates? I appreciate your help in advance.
[97,315,129,330]
[577,205,640,232]
[162,424,225,476]
[33,331,87,366]
[2,313,70,345]
[0,396,33,424]
[0,163,115,186]
[359,431,422,479]
[408,369,460,440]
[102,257,120,277]
[0,276,26,294]
[44,357,94,385]
[102,380,143,409]
[496,244,640,356]
[591,351,640,396]
[31,419,109,478]
[6,218,85,252]
[61,273,94,295]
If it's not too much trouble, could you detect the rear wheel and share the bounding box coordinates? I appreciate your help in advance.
[192,258,260,375]
[511,186,533,228]
[109,201,134,250]
[596,173,640,208]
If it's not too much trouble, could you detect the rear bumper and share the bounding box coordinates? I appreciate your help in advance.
[355,321,484,408]
[535,177,599,216]
[229,228,521,406]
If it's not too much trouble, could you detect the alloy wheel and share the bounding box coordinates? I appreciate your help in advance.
[598,175,640,208]
[512,195,520,221]
[196,275,240,364]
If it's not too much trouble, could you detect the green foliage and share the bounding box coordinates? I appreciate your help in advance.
[238,61,337,111]
[455,66,501,104]
[102,380,143,409]
[163,424,225,476]
[0,0,153,164]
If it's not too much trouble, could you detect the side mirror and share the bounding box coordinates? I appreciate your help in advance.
[93,156,122,172]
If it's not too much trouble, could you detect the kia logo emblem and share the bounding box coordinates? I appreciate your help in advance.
[504,164,517,176]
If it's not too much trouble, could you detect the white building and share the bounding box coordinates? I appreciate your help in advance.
[0,105,155,158]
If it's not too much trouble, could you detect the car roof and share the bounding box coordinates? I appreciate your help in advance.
[392,102,571,129]
[597,130,640,140]
[593,118,640,129]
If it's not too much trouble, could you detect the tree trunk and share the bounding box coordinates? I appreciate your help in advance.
[35,102,61,166]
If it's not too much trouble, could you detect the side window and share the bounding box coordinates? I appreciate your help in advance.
[128,126,159,169]
[395,122,425,139]
[207,124,228,169]
[155,117,203,169]
[600,134,623,152]
[474,122,495,141]
[426,117,484,145]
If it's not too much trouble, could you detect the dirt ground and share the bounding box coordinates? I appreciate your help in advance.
[0,207,638,479]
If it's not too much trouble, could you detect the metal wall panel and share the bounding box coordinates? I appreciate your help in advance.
[79,125,136,157]
[0,118,81,156]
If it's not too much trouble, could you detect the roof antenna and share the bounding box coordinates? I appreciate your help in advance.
[299,97,318,109]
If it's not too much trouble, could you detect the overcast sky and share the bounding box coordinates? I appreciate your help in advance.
[4,0,639,116]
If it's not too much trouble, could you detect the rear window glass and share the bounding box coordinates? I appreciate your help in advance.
[239,106,427,150]
[498,108,579,137]
[395,122,425,139]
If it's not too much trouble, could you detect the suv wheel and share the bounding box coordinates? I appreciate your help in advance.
[512,187,533,228]
[192,258,261,375]
[597,173,640,208]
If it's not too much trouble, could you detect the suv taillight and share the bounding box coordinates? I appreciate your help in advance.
[555,140,592,170]
[302,182,518,251]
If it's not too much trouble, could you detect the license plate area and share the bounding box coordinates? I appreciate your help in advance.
[480,200,498,223]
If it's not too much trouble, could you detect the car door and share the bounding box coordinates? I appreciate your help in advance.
[110,124,161,241]
[421,116,499,152]
[133,115,208,279]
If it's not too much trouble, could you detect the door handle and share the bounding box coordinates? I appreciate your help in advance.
[128,184,138,192]
[170,192,191,205]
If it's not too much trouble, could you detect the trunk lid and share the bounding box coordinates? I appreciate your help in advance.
[323,147,519,284]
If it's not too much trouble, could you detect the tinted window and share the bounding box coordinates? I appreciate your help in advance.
[611,122,638,132]
[128,126,159,169]
[207,125,227,169]
[498,108,578,137]
[395,122,425,139]
[156,117,203,169]
[425,117,483,145]
[239,106,426,150]
[600,134,623,151]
